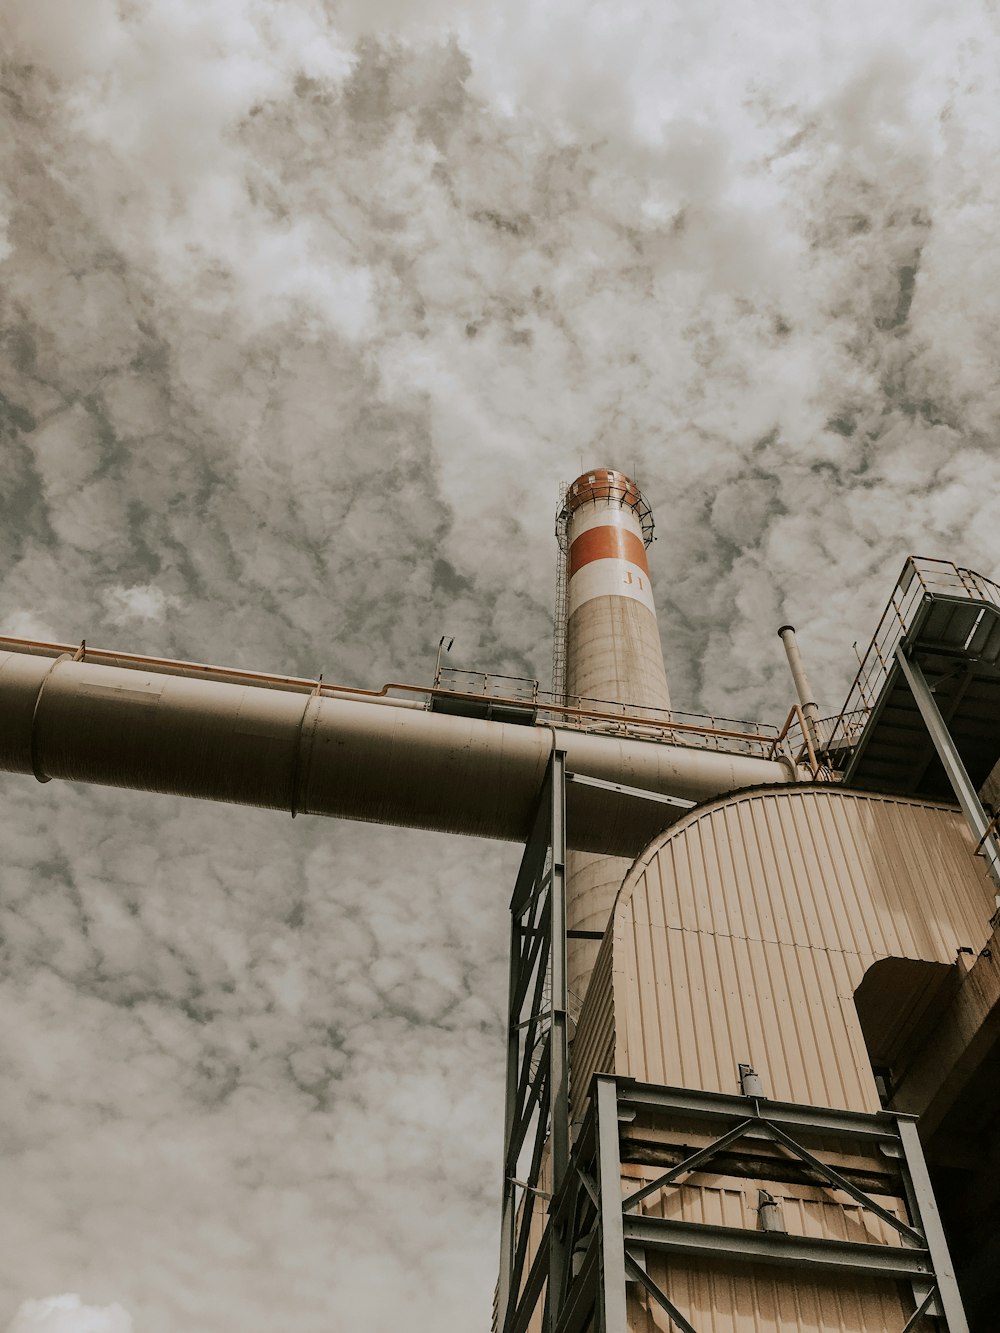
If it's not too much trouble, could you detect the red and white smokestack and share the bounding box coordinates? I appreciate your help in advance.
[564,470,671,710]
[561,469,672,1006]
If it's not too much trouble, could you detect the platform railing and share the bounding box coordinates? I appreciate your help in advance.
[825,556,1000,759]
[434,666,783,760]
[770,705,842,780]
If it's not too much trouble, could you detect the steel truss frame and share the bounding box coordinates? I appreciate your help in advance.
[550,1077,970,1333]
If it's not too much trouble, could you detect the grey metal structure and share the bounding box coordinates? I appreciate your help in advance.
[499,750,572,1333]
[827,557,1000,805]
[498,755,974,1333]
[776,624,822,752]
[818,554,1000,895]
[497,751,704,1333]
[496,760,972,1333]
[510,1072,969,1333]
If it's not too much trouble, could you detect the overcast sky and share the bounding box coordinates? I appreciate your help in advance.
[2,1,1000,1329]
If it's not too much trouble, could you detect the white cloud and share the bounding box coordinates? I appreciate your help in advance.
[101,584,178,626]
[2,0,1000,1328]
[7,1295,132,1333]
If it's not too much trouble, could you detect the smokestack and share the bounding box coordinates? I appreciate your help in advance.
[561,469,673,1006]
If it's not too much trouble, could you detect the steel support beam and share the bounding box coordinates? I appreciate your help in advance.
[498,896,520,1311]
[908,662,975,794]
[565,771,696,811]
[594,1077,628,1333]
[896,644,1000,892]
[499,752,574,1333]
[499,760,554,1331]
[622,1256,699,1333]
[622,1214,933,1279]
[549,751,569,1194]
[895,1114,970,1333]
[548,751,570,1324]
[618,1080,902,1143]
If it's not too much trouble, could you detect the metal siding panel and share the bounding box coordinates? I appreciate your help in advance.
[703,933,738,1097]
[797,791,880,955]
[614,900,639,1082]
[628,1261,912,1332]
[570,924,616,1119]
[644,849,667,932]
[782,793,859,954]
[594,787,996,1111]
[634,898,666,1087]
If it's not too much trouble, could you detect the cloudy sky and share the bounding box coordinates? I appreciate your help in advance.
[2,0,1000,1328]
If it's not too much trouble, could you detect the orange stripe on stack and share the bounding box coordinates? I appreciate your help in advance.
[568,526,649,577]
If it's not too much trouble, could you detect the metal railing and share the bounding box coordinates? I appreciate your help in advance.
[825,556,1000,758]
[434,668,540,703]
[770,705,842,781]
[435,666,783,760]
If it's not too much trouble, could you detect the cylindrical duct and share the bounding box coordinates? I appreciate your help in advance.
[0,647,792,856]
[561,469,673,1008]
[777,623,821,750]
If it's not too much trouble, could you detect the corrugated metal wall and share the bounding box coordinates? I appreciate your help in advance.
[628,1258,913,1332]
[567,785,994,1332]
[605,786,994,1111]
[569,926,615,1121]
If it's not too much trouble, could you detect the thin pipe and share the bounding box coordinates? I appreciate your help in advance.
[777,625,821,752]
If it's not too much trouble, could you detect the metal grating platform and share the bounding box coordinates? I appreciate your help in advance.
[827,560,1000,802]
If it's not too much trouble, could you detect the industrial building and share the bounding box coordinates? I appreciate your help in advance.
[0,469,996,1331]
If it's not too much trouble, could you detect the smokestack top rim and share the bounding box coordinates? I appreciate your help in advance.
[566,468,641,512]
[559,468,654,547]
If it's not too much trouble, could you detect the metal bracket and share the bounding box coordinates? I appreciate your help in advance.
[566,771,696,810]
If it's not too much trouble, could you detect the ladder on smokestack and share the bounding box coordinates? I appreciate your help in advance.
[552,483,569,704]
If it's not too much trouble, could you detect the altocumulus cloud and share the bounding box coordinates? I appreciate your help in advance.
[2,0,1000,1329]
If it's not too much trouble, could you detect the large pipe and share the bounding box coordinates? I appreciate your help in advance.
[0,648,793,858]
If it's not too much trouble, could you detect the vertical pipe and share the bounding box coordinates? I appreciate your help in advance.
[777,624,822,751]
[561,469,672,1008]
